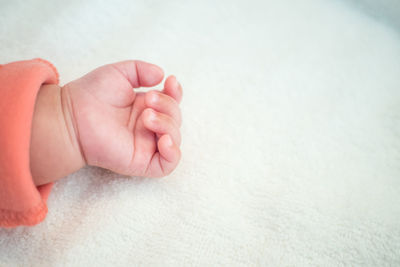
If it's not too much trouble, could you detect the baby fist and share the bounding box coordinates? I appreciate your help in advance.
[62,60,182,177]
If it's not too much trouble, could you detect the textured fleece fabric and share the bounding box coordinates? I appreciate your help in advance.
[0,59,59,228]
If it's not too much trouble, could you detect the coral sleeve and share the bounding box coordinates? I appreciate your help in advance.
[0,58,59,228]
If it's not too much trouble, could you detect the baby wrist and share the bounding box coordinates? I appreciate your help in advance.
[60,85,87,166]
[30,84,86,185]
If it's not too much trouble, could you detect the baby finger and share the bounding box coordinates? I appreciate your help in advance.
[142,108,181,146]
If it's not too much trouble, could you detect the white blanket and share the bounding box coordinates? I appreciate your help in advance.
[1,0,399,265]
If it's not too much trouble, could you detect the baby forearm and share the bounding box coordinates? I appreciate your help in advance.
[30,84,86,186]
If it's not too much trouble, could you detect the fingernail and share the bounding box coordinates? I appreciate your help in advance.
[165,135,173,147]
[151,92,159,103]
[148,109,157,121]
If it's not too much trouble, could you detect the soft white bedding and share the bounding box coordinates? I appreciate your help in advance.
[0,0,399,265]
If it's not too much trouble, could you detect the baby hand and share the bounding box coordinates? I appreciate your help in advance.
[62,60,182,177]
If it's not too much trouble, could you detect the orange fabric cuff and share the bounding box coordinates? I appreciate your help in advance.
[0,58,59,228]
